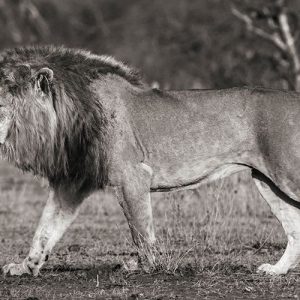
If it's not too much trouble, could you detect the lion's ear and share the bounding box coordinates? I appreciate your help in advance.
[35,67,54,95]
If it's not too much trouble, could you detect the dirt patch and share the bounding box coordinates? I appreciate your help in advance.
[1,265,300,299]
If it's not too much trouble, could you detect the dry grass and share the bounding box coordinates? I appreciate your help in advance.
[0,161,299,299]
[129,171,284,277]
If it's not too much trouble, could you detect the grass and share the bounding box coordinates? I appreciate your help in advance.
[0,161,300,299]
[137,174,283,276]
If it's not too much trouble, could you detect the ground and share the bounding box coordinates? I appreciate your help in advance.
[0,162,300,299]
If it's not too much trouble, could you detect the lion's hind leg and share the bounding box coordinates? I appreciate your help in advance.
[252,170,300,275]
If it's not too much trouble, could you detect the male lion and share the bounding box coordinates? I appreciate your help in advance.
[1,46,300,277]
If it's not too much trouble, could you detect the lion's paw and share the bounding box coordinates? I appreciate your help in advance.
[3,262,31,277]
[257,263,287,276]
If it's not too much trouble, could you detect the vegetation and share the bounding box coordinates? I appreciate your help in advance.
[0,163,299,299]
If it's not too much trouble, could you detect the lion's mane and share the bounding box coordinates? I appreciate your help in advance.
[0,46,143,191]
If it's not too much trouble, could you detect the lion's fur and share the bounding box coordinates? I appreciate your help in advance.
[0,46,143,190]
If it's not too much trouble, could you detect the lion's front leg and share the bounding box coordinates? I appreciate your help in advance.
[114,163,156,271]
[3,186,84,277]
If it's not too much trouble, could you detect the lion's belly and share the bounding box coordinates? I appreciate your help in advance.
[149,157,250,192]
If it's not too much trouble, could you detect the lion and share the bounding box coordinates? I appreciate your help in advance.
[1,46,300,277]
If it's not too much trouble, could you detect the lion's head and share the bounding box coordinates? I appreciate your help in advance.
[0,46,142,191]
[0,63,58,173]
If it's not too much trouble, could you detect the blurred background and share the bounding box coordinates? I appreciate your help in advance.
[1,0,300,90]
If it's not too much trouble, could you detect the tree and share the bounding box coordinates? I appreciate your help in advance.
[0,0,49,45]
[232,0,300,91]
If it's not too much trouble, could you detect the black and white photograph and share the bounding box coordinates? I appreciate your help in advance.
[1,0,300,299]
